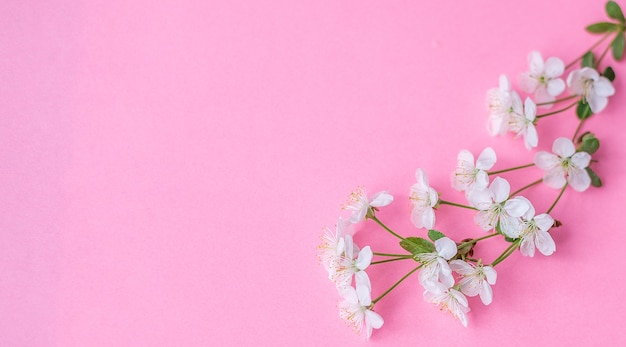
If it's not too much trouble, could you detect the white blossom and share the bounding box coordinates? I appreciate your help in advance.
[567,67,615,113]
[451,147,496,194]
[449,260,497,305]
[534,137,591,192]
[519,51,566,105]
[339,284,384,339]
[410,168,439,229]
[517,197,556,257]
[416,237,457,290]
[423,282,470,327]
[342,187,393,223]
[507,97,539,150]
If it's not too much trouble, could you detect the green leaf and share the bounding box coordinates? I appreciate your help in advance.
[586,167,603,187]
[427,230,446,242]
[579,133,600,154]
[586,22,618,33]
[606,1,625,22]
[603,66,616,81]
[581,51,595,67]
[576,100,593,119]
[612,31,625,60]
[400,237,435,256]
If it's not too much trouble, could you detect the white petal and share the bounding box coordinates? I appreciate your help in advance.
[474,210,496,231]
[369,191,393,207]
[504,197,530,217]
[428,188,439,208]
[422,207,436,229]
[365,310,384,330]
[535,230,556,256]
[450,288,469,307]
[524,98,537,120]
[483,266,497,284]
[568,167,591,192]
[479,281,493,305]
[519,72,539,93]
[435,237,458,260]
[534,213,554,232]
[449,259,474,275]
[533,86,554,105]
[593,77,615,97]
[349,208,367,224]
[340,286,359,303]
[487,113,506,137]
[468,187,492,210]
[476,147,497,170]
[552,137,575,157]
[528,51,544,75]
[520,237,535,257]
[543,168,567,189]
[544,57,564,78]
[499,215,523,238]
[356,282,372,306]
[516,196,535,219]
[474,170,490,191]
[587,95,608,114]
[534,151,559,170]
[344,235,354,260]
[490,177,510,203]
[524,124,538,150]
[567,69,584,94]
[499,74,511,91]
[511,92,523,115]
[355,271,371,291]
[546,78,565,96]
[415,168,429,188]
[411,206,426,229]
[355,246,373,270]
[571,152,591,169]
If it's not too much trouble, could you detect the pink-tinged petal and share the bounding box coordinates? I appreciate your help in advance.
[365,310,384,330]
[520,237,535,257]
[504,197,530,217]
[535,230,556,256]
[546,78,566,96]
[524,98,537,120]
[511,91,523,115]
[436,237,458,260]
[483,266,497,284]
[474,210,496,231]
[534,214,554,232]
[543,168,567,189]
[370,191,393,207]
[487,113,506,136]
[356,282,372,306]
[459,277,480,296]
[415,168,429,188]
[593,77,616,97]
[552,137,575,157]
[567,167,591,192]
[534,151,559,170]
[528,51,544,75]
[411,206,426,229]
[450,288,469,307]
[457,150,475,168]
[449,260,474,275]
[340,286,359,303]
[519,72,539,93]
[355,271,371,291]
[567,70,585,94]
[476,147,497,170]
[479,281,493,305]
[533,86,555,105]
[499,74,511,91]
[355,246,373,270]
[422,207,436,230]
[544,57,565,77]
[524,124,538,150]
[571,152,591,169]
[490,177,510,203]
[349,208,367,224]
[587,95,608,114]
[428,188,439,208]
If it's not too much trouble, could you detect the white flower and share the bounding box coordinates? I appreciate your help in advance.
[423,282,470,327]
[449,260,497,305]
[451,147,496,193]
[339,283,384,339]
[487,75,514,136]
[416,237,457,290]
[507,97,539,150]
[534,137,591,192]
[410,168,439,229]
[469,177,530,238]
[332,235,372,290]
[317,218,352,279]
[567,67,615,113]
[342,187,393,223]
[519,51,566,105]
[517,198,556,257]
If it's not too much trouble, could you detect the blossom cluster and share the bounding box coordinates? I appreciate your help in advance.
[318,1,623,339]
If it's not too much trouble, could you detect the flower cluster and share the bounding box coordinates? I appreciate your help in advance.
[318,1,623,339]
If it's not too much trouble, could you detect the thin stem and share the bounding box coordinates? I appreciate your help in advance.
[457,233,499,250]
[510,178,543,197]
[572,119,586,141]
[371,257,412,265]
[372,265,422,304]
[491,240,521,267]
[536,94,578,106]
[373,252,411,258]
[595,39,613,69]
[546,183,568,214]
[536,100,579,119]
[369,215,405,240]
[438,199,477,211]
[564,32,613,70]
[488,163,534,175]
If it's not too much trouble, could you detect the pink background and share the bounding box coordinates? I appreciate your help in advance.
[2,0,625,345]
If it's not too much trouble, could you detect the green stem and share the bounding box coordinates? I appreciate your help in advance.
[373,252,411,258]
[370,215,405,240]
[536,94,578,106]
[371,257,412,265]
[564,32,613,70]
[572,119,586,141]
[536,100,579,119]
[438,199,477,211]
[595,38,613,69]
[372,265,422,304]
[491,240,521,267]
[488,163,534,175]
[546,183,568,214]
[457,233,499,250]
[510,178,543,197]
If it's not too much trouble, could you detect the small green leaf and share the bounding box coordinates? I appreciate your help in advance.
[612,31,625,60]
[603,66,616,81]
[400,237,435,256]
[586,167,603,187]
[504,236,519,243]
[576,100,593,119]
[579,133,600,154]
[427,230,446,242]
[586,22,618,33]
[606,1,625,22]
[582,51,595,67]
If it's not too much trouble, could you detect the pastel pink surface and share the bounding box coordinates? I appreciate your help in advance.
[2,0,625,345]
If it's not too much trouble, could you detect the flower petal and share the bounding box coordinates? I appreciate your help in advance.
[593,77,615,97]
[535,230,556,256]
[483,266,497,284]
[519,72,539,93]
[476,147,497,170]
[422,207,436,230]
[528,51,544,75]
[369,191,393,207]
[543,168,567,189]
[435,237,458,260]
[449,259,474,275]
[499,74,511,91]
[552,137,575,157]
[356,282,372,306]
[546,78,565,96]
[355,246,373,270]
[567,167,591,192]
[587,94,608,113]
[365,310,384,330]
[520,237,535,257]
[479,281,493,305]
[534,213,554,232]
[544,57,564,78]
[504,197,530,217]
[490,177,510,203]
[355,270,371,291]
[524,98,537,121]
[534,151,559,170]
[524,123,538,150]
[571,152,591,169]
[415,168,429,188]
